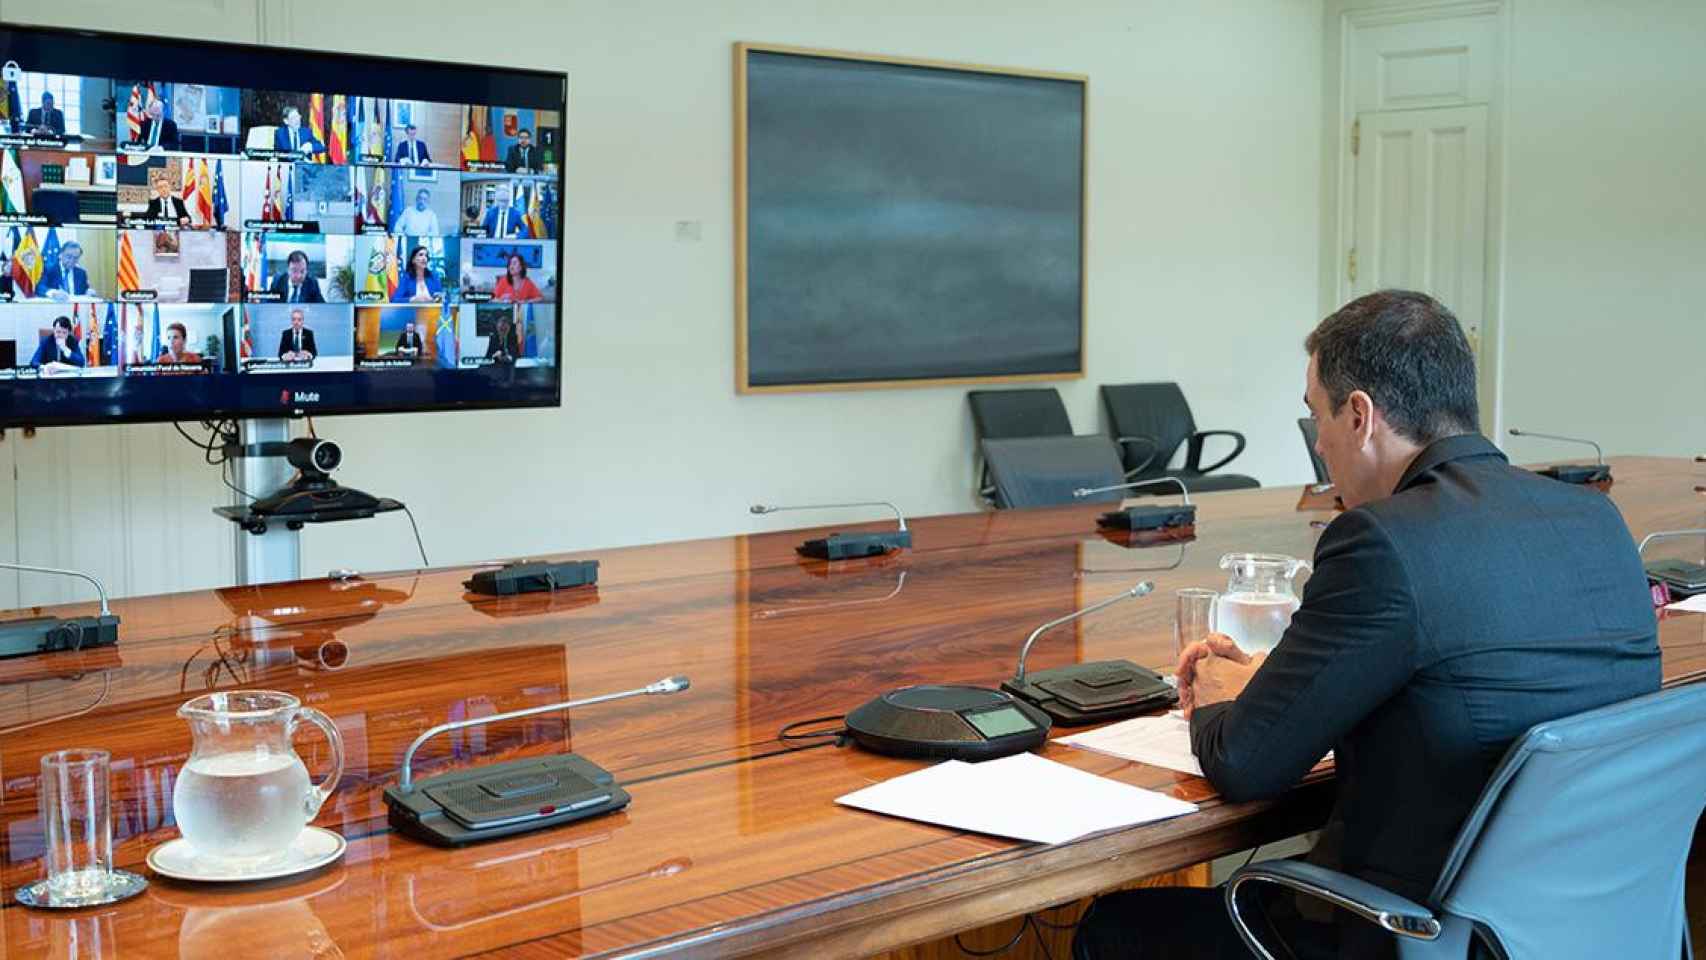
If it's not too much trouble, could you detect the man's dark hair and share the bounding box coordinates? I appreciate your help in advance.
[1304,289,1478,445]
[287,250,308,266]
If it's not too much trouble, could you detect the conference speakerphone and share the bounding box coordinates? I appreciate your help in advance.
[844,684,1051,762]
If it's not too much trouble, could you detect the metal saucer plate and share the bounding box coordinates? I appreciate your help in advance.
[15,869,148,909]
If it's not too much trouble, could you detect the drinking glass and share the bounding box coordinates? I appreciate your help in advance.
[1174,588,1220,658]
[16,749,147,909]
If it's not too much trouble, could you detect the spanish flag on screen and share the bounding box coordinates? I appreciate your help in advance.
[329,94,348,164]
[11,229,41,298]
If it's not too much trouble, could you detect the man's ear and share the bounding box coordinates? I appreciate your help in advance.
[1347,390,1377,447]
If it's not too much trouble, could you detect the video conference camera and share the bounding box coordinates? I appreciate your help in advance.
[286,437,341,477]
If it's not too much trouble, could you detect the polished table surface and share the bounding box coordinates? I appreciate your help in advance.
[2,457,1702,958]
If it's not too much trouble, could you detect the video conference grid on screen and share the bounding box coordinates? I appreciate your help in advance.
[0,30,564,422]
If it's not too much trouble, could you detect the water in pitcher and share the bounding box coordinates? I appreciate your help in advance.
[1217,592,1301,655]
[173,752,311,861]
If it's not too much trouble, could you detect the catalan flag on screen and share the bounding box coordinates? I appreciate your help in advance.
[309,94,327,161]
[117,231,141,292]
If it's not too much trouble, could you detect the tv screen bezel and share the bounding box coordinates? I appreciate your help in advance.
[0,19,567,429]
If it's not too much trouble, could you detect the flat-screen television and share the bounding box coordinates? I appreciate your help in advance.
[0,22,565,428]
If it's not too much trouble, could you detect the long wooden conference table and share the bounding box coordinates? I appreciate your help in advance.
[2,457,1702,958]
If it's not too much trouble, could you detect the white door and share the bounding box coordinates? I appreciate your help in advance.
[1351,104,1492,422]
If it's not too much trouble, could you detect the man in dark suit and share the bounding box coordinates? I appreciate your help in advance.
[141,176,191,225]
[480,187,530,238]
[392,123,431,165]
[1074,291,1661,960]
[267,251,324,303]
[273,107,323,157]
[503,128,538,173]
[277,308,317,361]
[37,243,94,299]
[24,92,65,136]
[136,99,180,150]
[394,320,424,355]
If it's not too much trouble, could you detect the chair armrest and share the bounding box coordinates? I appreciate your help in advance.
[1226,860,1441,959]
[1113,434,1159,478]
[1187,430,1247,475]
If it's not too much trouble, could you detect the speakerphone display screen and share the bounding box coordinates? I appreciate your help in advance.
[965,706,1035,738]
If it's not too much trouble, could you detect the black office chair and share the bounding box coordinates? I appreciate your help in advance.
[980,435,1127,509]
[1099,383,1259,493]
[1226,683,1706,959]
[967,389,1076,503]
[1298,417,1330,484]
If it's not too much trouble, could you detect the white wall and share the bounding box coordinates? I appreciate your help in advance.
[2,0,1326,599]
[1497,0,1706,465]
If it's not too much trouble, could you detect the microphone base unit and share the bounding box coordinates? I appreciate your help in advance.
[1097,504,1197,533]
[383,753,629,846]
[465,560,599,596]
[1535,463,1612,489]
[0,615,120,659]
[1001,660,1177,727]
[844,684,1050,762]
[797,530,912,561]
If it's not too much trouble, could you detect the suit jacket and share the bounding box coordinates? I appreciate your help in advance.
[30,335,84,367]
[504,144,539,172]
[269,274,325,303]
[37,264,91,297]
[277,328,318,359]
[24,107,64,135]
[481,206,530,238]
[1191,434,1659,922]
[484,328,521,360]
[273,125,323,155]
[394,330,424,352]
[392,139,431,164]
[143,195,191,222]
[138,117,180,150]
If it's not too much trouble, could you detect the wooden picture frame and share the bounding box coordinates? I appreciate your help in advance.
[734,43,1087,394]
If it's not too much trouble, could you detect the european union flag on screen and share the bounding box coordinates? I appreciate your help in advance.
[40,227,59,272]
[523,302,537,358]
[149,303,162,361]
[212,162,229,227]
[101,302,118,368]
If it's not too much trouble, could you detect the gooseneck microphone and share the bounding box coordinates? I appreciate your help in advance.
[1012,581,1154,684]
[0,562,120,658]
[1072,477,1196,533]
[999,580,1174,725]
[1072,476,1191,505]
[398,675,690,792]
[750,500,907,531]
[1508,428,1611,486]
[1507,428,1603,465]
[749,500,913,559]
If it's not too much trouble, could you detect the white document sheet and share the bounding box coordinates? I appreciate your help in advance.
[1055,714,1204,776]
[835,752,1198,845]
[1666,593,1706,614]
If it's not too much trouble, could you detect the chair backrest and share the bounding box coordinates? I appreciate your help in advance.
[1099,383,1196,476]
[1297,417,1330,483]
[967,389,1073,441]
[1429,683,1706,959]
[980,435,1125,509]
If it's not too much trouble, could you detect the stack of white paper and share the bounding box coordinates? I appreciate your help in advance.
[835,752,1197,845]
[1055,714,1204,776]
[1666,593,1706,614]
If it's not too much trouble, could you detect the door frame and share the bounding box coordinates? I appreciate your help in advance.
[1321,0,1512,438]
